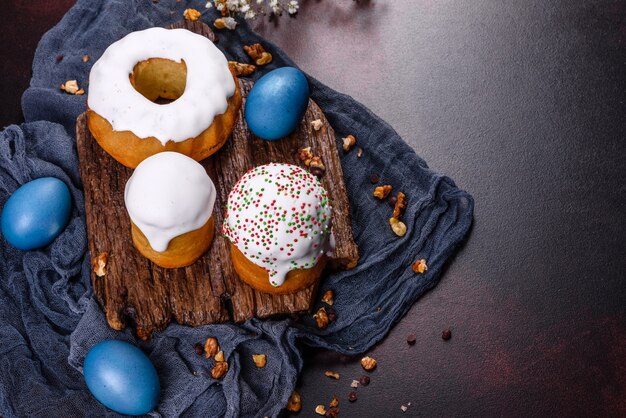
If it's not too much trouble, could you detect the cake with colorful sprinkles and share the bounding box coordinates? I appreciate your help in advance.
[222,163,334,294]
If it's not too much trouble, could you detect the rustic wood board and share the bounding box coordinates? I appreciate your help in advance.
[77,21,358,340]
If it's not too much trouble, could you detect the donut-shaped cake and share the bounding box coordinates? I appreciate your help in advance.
[223,163,334,294]
[87,27,242,168]
[124,152,216,268]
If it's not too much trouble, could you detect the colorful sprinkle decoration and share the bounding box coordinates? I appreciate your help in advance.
[222,163,333,286]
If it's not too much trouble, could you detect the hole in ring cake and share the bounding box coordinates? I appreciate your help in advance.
[86,27,242,168]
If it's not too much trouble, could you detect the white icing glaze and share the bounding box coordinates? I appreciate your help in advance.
[222,163,333,287]
[88,27,235,145]
[124,152,216,252]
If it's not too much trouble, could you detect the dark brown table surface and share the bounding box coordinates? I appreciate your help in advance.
[2,1,625,417]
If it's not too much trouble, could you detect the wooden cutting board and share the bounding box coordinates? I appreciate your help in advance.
[76,20,358,340]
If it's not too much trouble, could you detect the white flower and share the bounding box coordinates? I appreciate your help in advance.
[257,0,264,4]
[239,3,250,12]
[216,2,225,11]
[244,9,256,19]
[226,0,239,11]
[222,16,238,29]
[205,1,213,9]
[269,0,278,7]
[287,0,299,14]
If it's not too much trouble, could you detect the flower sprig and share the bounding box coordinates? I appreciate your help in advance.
[205,0,299,20]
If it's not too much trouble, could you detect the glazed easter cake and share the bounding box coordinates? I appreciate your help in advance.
[223,163,334,294]
[87,27,242,168]
[124,152,217,268]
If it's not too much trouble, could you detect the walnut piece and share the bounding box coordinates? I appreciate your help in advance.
[244,43,273,66]
[315,405,326,415]
[309,156,326,177]
[297,147,314,166]
[183,8,201,21]
[324,371,340,380]
[412,259,428,274]
[91,252,108,277]
[357,147,364,158]
[342,134,357,152]
[351,379,359,388]
[311,119,323,131]
[286,391,302,412]
[228,61,256,76]
[215,350,225,362]
[82,54,90,62]
[211,361,229,379]
[361,356,377,371]
[321,290,334,306]
[313,307,329,329]
[389,217,407,237]
[393,192,407,219]
[60,80,84,95]
[330,395,339,408]
[252,354,267,368]
[204,337,219,359]
[214,17,237,30]
[373,185,393,199]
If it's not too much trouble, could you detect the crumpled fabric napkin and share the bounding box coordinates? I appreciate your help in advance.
[0,0,473,416]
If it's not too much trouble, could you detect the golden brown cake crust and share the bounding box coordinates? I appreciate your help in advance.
[87,66,242,168]
[230,243,327,295]
[131,216,215,268]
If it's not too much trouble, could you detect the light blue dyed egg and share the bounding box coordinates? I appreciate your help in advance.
[245,67,310,141]
[84,340,160,416]
[1,177,71,250]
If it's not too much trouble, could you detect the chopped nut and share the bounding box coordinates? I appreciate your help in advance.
[214,17,237,30]
[211,361,229,379]
[324,371,340,380]
[348,391,357,402]
[393,192,407,219]
[204,337,219,359]
[361,356,377,371]
[297,147,314,166]
[215,350,225,362]
[400,404,408,412]
[82,54,90,62]
[313,307,329,329]
[228,61,256,76]
[311,119,323,131]
[326,408,339,418]
[60,80,81,95]
[309,157,326,177]
[342,134,357,152]
[183,8,201,21]
[351,380,359,388]
[315,405,326,415]
[321,290,334,306]
[357,147,363,157]
[244,43,273,66]
[373,185,392,199]
[91,252,108,277]
[329,395,339,408]
[286,391,302,412]
[252,354,267,368]
[389,217,407,237]
[412,259,428,274]
[359,375,370,386]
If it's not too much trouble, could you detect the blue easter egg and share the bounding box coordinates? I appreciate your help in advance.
[245,67,310,141]
[84,340,160,416]
[1,177,71,250]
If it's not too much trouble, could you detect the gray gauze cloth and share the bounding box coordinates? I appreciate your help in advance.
[1,0,473,417]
